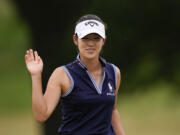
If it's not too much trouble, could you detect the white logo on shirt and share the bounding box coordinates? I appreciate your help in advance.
[107,82,115,96]
[108,82,113,92]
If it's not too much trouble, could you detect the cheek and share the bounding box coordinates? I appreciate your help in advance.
[98,42,104,49]
[77,42,85,51]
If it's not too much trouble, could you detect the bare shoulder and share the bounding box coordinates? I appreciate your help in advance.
[52,66,71,94]
[50,67,66,80]
[46,67,66,87]
[113,65,121,80]
[112,65,121,91]
[53,66,66,76]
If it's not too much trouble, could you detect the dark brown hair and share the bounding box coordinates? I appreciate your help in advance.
[76,14,107,30]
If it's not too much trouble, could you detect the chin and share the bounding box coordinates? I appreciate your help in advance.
[84,52,98,60]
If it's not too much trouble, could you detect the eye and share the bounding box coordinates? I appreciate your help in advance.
[82,37,89,40]
[94,37,101,41]
[82,36,102,41]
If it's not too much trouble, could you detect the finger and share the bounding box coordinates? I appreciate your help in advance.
[37,56,42,63]
[29,49,34,61]
[25,54,28,61]
[34,51,38,61]
[25,54,29,64]
[25,50,31,61]
[26,50,30,57]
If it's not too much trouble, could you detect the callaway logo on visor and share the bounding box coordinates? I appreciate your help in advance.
[85,21,99,27]
[75,20,105,39]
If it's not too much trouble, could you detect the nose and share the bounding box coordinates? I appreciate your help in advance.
[86,40,95,46]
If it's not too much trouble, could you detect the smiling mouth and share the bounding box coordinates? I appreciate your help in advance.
[86,49,96,52]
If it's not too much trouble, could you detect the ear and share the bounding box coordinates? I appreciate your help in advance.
[102,36,107,46]
[73,35,78,46]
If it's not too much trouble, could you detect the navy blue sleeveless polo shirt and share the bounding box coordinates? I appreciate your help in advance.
[58,55,117,135]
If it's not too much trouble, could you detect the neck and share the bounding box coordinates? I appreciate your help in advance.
[79,55,102,72]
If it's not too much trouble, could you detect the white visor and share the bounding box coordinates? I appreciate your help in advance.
[75,20,105,39]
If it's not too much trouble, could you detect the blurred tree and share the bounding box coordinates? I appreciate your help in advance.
[13,0,91,135]
[85,0,180,93]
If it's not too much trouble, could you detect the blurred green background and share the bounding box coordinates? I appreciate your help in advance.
[0,0,180,135]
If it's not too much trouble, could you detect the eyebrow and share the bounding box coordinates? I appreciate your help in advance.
[83,35,101,38]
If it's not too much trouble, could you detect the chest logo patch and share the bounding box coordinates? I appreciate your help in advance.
[108,82,113,92]
[107,82,115,96]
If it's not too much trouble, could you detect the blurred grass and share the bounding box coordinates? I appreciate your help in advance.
[0,0,31,113]
[0,84,179,135]
[0,0,179,135]
[0,113,42,135]
[118,83,180,135]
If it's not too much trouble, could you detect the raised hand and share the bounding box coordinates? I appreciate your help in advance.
[25,49,43,76]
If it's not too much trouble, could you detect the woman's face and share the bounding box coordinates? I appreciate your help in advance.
[73,33,105,59]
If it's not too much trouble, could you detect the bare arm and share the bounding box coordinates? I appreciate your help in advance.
[25,49,69,122]
[111,66,126,135]
[31,68,62,122]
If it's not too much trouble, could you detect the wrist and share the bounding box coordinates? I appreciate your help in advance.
[31,73,42,80]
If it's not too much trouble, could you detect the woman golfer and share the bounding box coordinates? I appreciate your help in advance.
[25,14,126,135]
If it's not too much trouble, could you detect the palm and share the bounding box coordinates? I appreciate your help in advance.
[25,49,43,75]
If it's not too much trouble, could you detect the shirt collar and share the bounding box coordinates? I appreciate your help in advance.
[76,53,106,70]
